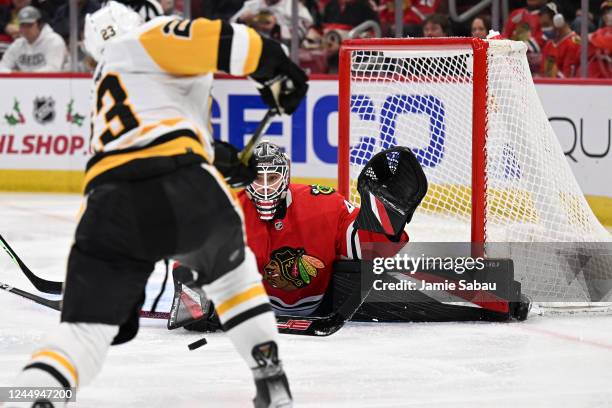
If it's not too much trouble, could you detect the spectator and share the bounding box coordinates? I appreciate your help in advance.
[51,0,100,43]
[231,0,313,43]
[539,2,581,77]
[571,8,597,34]
[422,13,450,37]
[0,0,31,40]
[471,14,491,39]
[502,0,546,46]
[31,0,63,21]
[250,9,281,40]
[321,0,379,73]
[0,5,67,72]
[503,0,547,72]
[587,0,612,77]
[378,0,442,37]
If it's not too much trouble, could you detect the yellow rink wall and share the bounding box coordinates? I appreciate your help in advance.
[1,169,610,227]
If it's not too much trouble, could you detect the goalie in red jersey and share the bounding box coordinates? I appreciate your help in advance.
[170,141,529,331]
[169,141,425,330]
[239,141,409,315]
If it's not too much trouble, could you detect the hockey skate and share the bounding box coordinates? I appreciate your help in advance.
[252,342,292,408]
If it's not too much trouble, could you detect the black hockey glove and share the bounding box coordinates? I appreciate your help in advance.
[354,147,428,237]
[213,140,257,188]
[250,37,309,115]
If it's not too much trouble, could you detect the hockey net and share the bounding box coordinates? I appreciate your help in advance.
[338,38,612,312]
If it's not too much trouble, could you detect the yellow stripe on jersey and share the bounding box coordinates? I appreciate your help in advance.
[32,349,79,386]
[83,136,210,192]
[216,284,267,317]
[138,117,187,138]
[139,18,263,76]
[139,19,222,75]
[244,27,263,75]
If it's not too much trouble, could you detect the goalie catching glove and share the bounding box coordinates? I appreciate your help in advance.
[354,147,428,240]
[250,37,309,115]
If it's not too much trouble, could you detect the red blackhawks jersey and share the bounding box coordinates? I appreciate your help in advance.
[541,31,581,78]
[378,0,441,25]
[588,27,612,79]
[238,183,408,315]
[502,7,544,47]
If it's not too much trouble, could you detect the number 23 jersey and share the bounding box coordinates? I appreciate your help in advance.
[86,16,264,192]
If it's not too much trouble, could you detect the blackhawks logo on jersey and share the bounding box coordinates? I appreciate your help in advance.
[310,184,335,196]
[263,247,325,291]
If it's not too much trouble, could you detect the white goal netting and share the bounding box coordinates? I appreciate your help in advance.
[342,39,612,309]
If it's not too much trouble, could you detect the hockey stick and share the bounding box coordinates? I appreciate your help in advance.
[0,281,187,320]
[2,277,368,336]
[0,233,63,294]
[238,108,277,166]
[0,281,61,311]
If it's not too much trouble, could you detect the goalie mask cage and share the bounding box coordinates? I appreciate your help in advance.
[338,38,612,311]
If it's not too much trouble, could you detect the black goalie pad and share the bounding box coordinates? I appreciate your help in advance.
[354,147,428,238]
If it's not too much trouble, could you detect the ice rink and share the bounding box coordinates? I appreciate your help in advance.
[1,193,612,408]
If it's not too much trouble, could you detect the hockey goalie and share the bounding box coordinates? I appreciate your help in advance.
[170,141,528,333]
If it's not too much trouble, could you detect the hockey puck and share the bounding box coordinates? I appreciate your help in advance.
[188,337,207,350]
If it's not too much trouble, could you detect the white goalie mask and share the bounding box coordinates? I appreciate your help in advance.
[83,1,143,62]
[246,142,290,221]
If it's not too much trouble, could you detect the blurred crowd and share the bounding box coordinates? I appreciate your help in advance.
[0,0,610,78]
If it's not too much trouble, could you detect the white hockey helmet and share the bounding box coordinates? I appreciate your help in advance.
[83,1,143,61]
[246,142,291,221]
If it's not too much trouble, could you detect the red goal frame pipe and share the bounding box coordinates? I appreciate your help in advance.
[338,37,489,244]
[338,45,351,200]
[471,40,488,245]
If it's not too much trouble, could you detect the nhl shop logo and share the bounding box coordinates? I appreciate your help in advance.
[33,97,56,124]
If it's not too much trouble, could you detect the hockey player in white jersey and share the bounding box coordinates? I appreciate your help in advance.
[9,2,308,407]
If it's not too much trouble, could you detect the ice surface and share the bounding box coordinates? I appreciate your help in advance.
[1,193,611,408]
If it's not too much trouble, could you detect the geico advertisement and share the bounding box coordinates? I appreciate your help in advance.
[0,76,610,196]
